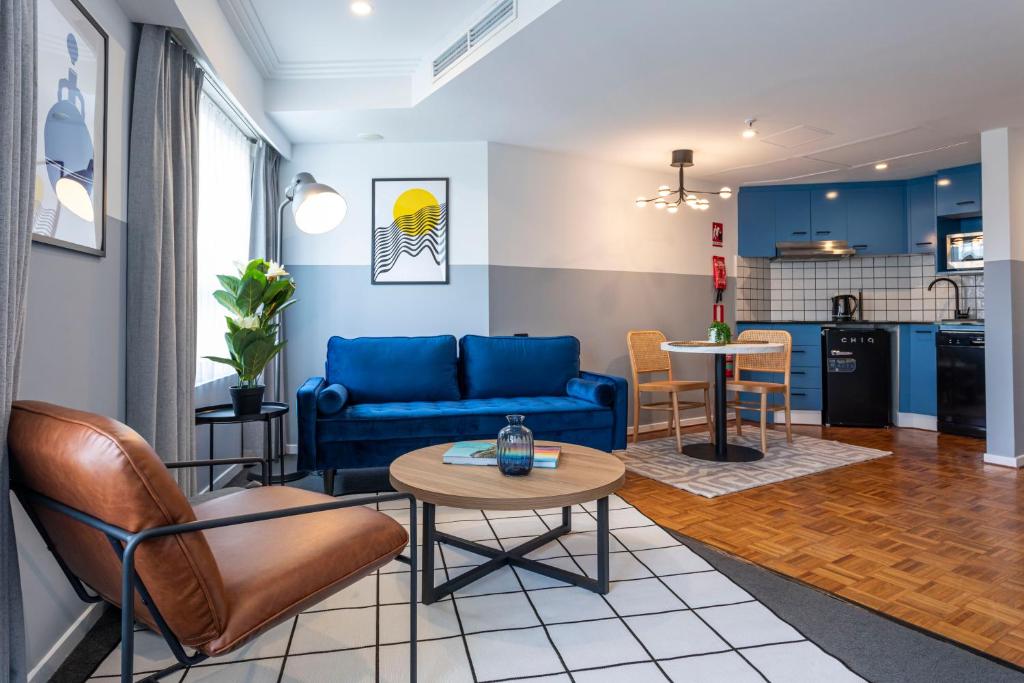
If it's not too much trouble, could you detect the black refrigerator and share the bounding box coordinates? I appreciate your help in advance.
[821,327,891,427]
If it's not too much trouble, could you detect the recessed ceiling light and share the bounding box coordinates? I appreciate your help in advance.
[741,118,757,139]
[937,177,951,186]
[874,162,889,170]
[825,190,839,200]
[357,132,384,141]
[350,1,373,16]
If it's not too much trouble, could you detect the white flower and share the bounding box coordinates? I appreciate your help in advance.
[265,261,289,281]
[234,315,260,330]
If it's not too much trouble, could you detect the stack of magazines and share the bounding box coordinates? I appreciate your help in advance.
[442,441,561,468]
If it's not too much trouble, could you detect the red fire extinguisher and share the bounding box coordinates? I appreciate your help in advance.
[712,255,734,377]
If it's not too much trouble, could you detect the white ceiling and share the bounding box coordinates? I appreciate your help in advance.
[227,0,1024,186]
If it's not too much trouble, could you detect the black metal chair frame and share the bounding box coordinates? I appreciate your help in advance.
[15,457,419,683]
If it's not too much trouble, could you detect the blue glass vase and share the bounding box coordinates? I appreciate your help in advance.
[496,415,534,476]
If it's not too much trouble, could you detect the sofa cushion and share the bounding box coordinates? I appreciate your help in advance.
[326,335,460,404]
[566,377,615,406]
[459,335,580,399]
[317,396,612,442]
[317,384,349,416]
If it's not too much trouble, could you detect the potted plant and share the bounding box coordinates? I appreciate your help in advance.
[205,258,297,415]
[707,321,732,345]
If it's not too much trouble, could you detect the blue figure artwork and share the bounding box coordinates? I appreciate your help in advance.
[44,32,95,222]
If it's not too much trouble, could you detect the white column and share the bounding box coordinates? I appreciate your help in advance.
[982,127,1024,466]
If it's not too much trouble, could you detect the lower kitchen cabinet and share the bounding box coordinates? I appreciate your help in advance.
[899,324,937,416]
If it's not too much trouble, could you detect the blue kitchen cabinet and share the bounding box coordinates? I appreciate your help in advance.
[898,324,937,416]
[846,185,907,255]
[935,164,981,217]
[734,323,822,420]
[738,189,777,257]
[774,190,811,243]
[906,176,937,254]
[810,188,847,242]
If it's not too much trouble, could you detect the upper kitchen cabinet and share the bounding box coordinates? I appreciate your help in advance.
[846,185,907,255]
[906,176,937,254]
[810,188,847,242]
[774,190,811,243]
[935,163,982,217]
[738,189,777,257]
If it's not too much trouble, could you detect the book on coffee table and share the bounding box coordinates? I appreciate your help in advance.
[442,441,561,468]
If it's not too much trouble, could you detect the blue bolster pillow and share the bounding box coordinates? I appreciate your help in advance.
[317,383,349,415]
[566,378,614,407]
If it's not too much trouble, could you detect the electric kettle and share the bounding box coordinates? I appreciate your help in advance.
[831,294,858,321]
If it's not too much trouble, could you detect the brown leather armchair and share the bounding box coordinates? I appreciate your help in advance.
[8,401,419,682]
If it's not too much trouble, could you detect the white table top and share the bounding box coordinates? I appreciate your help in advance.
[661,341,785,355]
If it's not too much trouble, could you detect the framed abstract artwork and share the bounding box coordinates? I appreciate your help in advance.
[371,177,449,284]
[33,0,108,256]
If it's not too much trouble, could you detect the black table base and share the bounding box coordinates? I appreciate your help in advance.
[682,352,765,463]
[682,443,764,463]
[420,498,609,605]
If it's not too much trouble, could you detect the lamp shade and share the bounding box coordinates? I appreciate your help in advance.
[290,173,347,234]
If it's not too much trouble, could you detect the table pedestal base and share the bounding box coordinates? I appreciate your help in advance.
[421,499,609,605]
[683,442,764,463]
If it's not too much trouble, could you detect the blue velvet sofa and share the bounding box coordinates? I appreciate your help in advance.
[297,334,627,494]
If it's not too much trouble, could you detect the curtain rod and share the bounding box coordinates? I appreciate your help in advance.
[166,28,279,154]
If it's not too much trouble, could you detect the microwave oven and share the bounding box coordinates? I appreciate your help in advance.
[946,231,983,270]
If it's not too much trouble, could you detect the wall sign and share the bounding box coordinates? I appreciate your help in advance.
[33,0,108,256]
[712,221,723,248]
[371,177,450,284]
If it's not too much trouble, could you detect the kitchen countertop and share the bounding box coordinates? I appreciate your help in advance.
[738,319,985,325]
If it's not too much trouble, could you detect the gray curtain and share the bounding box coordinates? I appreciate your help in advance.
[249,141,283,404]
[0,0,35,679]
[126,26,205,495]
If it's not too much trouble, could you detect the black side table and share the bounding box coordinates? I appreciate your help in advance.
[194,402,297,487]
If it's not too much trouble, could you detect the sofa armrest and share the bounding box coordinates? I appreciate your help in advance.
[297,377,326,472]
[580,371,628,451]
[566,378,615,407]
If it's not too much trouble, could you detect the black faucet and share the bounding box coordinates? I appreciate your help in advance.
[928,277,970,320]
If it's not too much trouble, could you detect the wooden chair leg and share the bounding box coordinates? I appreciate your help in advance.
[632,387,641,444]
[671,391,682,454]
[703,387,713,444]
[784,392,794,444]
[735,394,743,435]
[759,393,768,453]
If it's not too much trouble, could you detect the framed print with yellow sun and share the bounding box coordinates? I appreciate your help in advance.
[372,177,449,284]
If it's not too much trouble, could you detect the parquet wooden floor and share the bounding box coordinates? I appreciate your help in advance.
[618,423,1024,667]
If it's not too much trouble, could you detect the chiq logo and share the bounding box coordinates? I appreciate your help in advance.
[839,335,875,344]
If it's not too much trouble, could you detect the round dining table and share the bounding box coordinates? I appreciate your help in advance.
[661,340,785,463]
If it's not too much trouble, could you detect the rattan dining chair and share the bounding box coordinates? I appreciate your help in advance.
[626,330,713,453]
[727,329,794,453]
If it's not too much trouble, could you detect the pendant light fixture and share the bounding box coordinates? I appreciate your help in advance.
[634,149,731,213]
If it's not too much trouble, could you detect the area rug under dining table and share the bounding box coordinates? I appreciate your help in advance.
[618,431,891,498]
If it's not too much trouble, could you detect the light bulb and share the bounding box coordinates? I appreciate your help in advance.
[654,199,666,209]
[294,191,348,234]
[666,204,679,214]
[699,203,710,211]
[875,162,889,171]
[635,197,647,208]
[825,190,839,200]
[719,187,732,199]
[937,178,951,187]
[657,185,671,197]
[350,1,373,16]
[697,198,709,206]
[742,129,757,139]
[686,200,698,208]
[685,194,697,201]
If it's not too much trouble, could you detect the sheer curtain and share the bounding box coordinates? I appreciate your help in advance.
[195,91,254,386]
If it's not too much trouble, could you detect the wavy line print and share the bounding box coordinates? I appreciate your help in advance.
[373,203,447,279]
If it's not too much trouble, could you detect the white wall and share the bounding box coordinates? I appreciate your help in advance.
[487,143,737,274]
[15,1,135,679]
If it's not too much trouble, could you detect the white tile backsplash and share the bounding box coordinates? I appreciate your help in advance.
[736,254,984,322]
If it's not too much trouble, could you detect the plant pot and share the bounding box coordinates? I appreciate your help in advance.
[229,385,265,416]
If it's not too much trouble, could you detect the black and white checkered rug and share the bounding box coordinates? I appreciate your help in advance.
[87,495,864,682]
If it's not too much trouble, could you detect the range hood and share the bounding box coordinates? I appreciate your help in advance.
[774,240,856,260]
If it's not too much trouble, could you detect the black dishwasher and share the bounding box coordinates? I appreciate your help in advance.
[936,330,986,437]
[821,328,891,427]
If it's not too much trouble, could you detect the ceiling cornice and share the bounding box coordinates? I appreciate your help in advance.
[220,0,422,79]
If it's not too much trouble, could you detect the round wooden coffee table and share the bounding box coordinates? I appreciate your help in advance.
[390,440,625,604]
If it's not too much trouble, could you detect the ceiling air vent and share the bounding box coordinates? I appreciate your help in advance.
[433,35,469,78]
[433,0,516,79]
[470,0,515,48]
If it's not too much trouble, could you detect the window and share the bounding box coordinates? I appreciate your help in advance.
[195,90,254,386]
